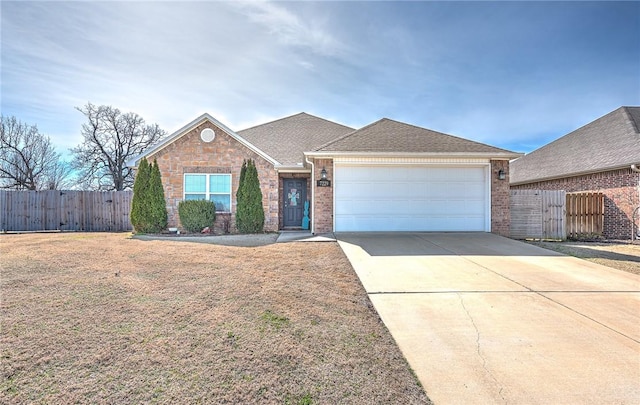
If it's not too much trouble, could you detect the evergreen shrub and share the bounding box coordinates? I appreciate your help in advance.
[178,200,216,233]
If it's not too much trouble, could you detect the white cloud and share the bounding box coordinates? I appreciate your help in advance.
[1,0,638,158]
[230,0,348,57]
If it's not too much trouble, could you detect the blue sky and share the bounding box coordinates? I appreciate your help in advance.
[2,1,639,160]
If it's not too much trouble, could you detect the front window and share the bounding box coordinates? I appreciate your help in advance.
[184,173,231,212]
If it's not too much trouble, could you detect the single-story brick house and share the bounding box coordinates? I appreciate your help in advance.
[128,112,521,235]
[510,106,640,239]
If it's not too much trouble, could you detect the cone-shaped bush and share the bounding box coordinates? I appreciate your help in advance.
[236,159,264,233]
[131,157,151,233]
[235,159,248,231]
[130,157,168,233]
[147,159,168,233]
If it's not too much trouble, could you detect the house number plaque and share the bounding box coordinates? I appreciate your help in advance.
[316,179,331,187]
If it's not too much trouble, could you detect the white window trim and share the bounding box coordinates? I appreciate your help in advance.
[183,173,232,213]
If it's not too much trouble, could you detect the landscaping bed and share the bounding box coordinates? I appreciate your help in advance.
[0,233,430,404]
[528,240,640,275]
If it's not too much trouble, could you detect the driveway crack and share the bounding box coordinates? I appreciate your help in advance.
[423,236,640,345]
[457,293,507,404]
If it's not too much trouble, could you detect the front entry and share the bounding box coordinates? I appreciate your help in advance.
[283,178,307,228]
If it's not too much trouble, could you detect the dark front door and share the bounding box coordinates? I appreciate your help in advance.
[283,178,307,228]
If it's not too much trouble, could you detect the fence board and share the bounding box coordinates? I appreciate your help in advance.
[566,192,604,239]
[511,190,566,240]
[510,190,542,239]
[0,190,133,232]
[542,190,566,240]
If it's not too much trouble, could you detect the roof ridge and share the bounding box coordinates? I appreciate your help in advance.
[301,112,355,131]
[314,118,386,151]
[383,117,517,153]
[622,106,640,134]
[237,112,307,133]
[318,117,515,153]
[238,112,353,133]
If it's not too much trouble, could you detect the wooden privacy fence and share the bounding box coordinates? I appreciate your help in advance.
[510,190,566,240]
[0,190,133,232]
[566,192,604,239]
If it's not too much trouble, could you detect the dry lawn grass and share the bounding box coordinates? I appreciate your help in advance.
[529,241,640,275]
[0,233,430,404]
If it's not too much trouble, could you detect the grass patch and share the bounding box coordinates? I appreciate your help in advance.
[260,310,290,331]
[0,233,430,404]
[529,240,640,275]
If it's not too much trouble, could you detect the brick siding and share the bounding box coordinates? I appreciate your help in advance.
[511,168,639,239]
[313,159,334,233]
[491,160,511,236]
[147,121,279,233]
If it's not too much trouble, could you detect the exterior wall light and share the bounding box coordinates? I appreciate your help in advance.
[498,169,506,180]
[317,167,331,187]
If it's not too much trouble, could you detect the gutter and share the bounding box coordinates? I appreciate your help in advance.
[274,164,311,173]
[304,151,523,160]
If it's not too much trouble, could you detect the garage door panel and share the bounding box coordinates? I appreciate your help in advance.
[335,165,489,232]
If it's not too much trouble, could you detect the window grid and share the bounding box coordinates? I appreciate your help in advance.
[183,173,232,212]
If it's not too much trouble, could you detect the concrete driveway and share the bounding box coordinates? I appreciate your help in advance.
[337,232,640,404]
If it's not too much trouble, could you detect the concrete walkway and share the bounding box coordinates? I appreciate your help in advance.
[337,232,640,404]
[275,231,336,243]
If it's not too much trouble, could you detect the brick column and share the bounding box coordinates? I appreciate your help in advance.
[491,160,510,236]
[313,158,334,233]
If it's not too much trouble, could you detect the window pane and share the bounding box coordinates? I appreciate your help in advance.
[210,194,231,212]
[185,175,206,193]
[185,194,206,201]
[210,174,231,193]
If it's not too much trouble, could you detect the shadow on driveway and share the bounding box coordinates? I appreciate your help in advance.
[336,232,565,257]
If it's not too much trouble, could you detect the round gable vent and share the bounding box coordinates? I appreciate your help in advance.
[200,128,216,142]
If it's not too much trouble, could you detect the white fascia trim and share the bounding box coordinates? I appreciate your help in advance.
[484,165,492,232]
[274,165,311,173]
[127,113,279,168]
[304,151,523,160]
[332,157,491,165]
[332,159,336,233]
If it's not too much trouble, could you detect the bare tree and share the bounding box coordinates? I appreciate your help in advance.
[0,115,69,190]
[71,103,166,191]
[42,159,74,190]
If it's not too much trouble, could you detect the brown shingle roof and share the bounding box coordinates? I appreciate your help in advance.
[315,118,518,155]
[238,113,353,166]
[510,107,640,185]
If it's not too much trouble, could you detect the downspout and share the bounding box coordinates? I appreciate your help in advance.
[305,155,315,235]
[631,164,640,240]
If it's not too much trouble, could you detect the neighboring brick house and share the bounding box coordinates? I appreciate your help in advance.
[511,106,640,239]
[128,113,520,235]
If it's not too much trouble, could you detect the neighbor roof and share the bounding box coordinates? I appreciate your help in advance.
[238,113,354,166]
[313,118,520,157]
[510,107,640,185]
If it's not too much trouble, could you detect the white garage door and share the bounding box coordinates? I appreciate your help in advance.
[334,165,489,232]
